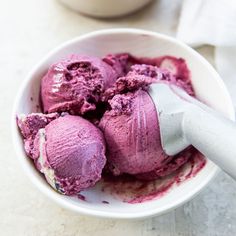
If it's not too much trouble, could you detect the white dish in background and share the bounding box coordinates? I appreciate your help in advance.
[59,0,152,18]
[12,29,235,219]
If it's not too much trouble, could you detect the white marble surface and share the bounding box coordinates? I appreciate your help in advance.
[1,0,236,235]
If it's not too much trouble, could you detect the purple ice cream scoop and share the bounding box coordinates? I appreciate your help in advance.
[17,114,106,195]
[99,89,164,175]
[99,63,193,178]
[41,54,124,115]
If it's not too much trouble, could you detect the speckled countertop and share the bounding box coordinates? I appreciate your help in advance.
[1,0,236,235]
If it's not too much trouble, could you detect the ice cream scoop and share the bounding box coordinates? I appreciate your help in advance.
[99,63,195,178]
[99,89,165,175]
[150,83,236,180]
[99,89,192,178]
[17,114,106,195]
[41,54,124,115]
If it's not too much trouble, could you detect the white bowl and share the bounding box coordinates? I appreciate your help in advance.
[12,29,235,219]
[59,0,152,18]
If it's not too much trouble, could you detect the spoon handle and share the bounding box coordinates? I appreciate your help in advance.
[183,105,236,180]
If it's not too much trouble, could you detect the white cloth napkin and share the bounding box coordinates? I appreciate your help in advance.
[177,0,236,107]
